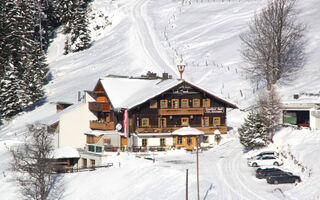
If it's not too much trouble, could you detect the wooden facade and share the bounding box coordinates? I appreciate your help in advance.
[87,76,237,150]
[132,82,229,135]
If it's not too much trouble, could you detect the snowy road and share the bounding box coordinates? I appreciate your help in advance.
[200,139,280,200]
[127,0,180,77]
[155,137,298,200]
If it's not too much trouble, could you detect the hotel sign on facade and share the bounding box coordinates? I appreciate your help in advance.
[205,107,225,113]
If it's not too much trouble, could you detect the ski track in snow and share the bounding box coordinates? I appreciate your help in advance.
[130,0,180,77]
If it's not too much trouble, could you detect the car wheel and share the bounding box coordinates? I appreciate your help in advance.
[273,162,279,166]
[252,163,258,167]
[274,180,279,184]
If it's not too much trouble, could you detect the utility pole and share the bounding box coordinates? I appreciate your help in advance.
[196,136,200,200]
[186,169,188,200]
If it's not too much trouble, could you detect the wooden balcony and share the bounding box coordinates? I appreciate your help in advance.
[135,125,227,134]
[158,108,204,116]
[89,102,111,112]
[90,120,114,131]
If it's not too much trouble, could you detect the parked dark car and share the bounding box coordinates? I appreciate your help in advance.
[256,168,291,179]
[266,174,301,184]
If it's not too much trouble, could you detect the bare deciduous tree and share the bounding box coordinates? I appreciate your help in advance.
[240,0,306,90]
[10,124,54,200]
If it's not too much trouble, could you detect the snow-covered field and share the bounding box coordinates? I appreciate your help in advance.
[1,0,320,199]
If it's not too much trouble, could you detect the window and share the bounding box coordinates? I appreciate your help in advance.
[150,100,157,108]
[88,145,95,152]
[203,98,211,107]
[181,117,189,126]
[213,117,220,126]
[87,135,95,144]
[202,117,209,127]
[160,138,166,146]
[142,139,147,147]
[158,117,166,128]
[104,138,111,144]
[96,146,102,152]
[177,136,183,144]
[160,100,168,108]
[141,118,149,127]
[171,99,179,108]
[193,99,200,108]
[187,137,192,145]
[181,99,189,108]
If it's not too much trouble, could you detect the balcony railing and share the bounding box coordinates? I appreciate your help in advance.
[89,102,111,112]
[136,125,227,134]
[158,108,204,116]
[90,120,114,131]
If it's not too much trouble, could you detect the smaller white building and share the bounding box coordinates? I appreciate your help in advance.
[79,130,124,167]
[281,93,320,130]
[39,91,97,149]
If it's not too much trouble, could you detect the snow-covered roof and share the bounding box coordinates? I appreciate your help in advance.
[38,102,82,125]
[282,94,320,109]
[135,133,173,136]
[100,77,182,109]
[52,146,80,159]
[85,130,123,136]
[172,127,204,136]
[98,76,238,110]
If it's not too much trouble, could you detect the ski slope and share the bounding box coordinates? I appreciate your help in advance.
[1,0,320,199]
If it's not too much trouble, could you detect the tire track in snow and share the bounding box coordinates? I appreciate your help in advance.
[202,139,276,200]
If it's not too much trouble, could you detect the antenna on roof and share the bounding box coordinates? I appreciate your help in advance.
[177,55,185,80]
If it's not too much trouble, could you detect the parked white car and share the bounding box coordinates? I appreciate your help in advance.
[247,155,283,167]
[248,151,279,160]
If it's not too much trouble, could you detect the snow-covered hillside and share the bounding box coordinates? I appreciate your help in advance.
[1,0,320,199]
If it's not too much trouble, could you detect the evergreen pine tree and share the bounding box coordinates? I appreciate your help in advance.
[1,0,49,119]
[0,58,24,119]
[0,0,6,77]
[64,36,71,55]
[70,0,91,52]
[0,0,27,118]
[238,111,270,149]
[19,0,49,105]
[258,86,282,140]
[55,0,77,34]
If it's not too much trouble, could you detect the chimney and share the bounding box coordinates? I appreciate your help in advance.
[293,93,299,99]
[162,72,169,80]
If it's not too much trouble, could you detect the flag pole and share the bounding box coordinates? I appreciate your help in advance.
[196,136,200,200]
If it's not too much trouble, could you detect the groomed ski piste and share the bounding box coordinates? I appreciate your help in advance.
[1,0,320,199]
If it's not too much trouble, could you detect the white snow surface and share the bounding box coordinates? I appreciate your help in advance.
[172,126,204,135]
[1,0,320,199]
[52,146,80,159]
